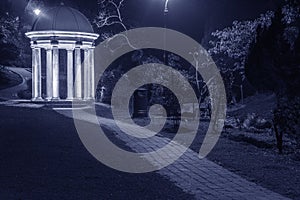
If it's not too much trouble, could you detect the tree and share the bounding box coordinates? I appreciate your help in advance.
[93,0,128,41]
[0,0,32,68]
[93,0,207,118]
[208,11,274,102]
[245,0,300,153]
[0,13,21,66]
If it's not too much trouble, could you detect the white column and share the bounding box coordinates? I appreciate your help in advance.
[83,49,90,100]
[67,49,74,100]
[31,46,37,100]
[46,47,53,100]
[52,45,60,100]
[32,47,42,101]
[37,48,42,99]
[89,47,95,99]
[36,48,43,100]
[74,46,82,99]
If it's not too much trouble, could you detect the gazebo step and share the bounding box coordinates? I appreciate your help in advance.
[7,99,93,109]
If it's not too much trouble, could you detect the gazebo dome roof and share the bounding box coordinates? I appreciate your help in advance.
[32,5,94,33]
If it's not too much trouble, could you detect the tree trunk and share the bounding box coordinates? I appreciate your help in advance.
[273,121,283,154]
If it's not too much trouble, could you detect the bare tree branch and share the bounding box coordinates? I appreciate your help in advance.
[94,0,139,51]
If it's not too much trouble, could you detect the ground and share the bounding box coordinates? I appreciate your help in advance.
[0,69,299,199]
[206,130,300,199]
[0,106,193,200]
[212,94,299,199]
[158,93,300,199]
[160,124,300,199]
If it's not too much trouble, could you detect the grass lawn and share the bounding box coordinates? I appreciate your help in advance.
[0,67,23,90]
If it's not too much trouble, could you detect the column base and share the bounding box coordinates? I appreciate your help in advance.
[32,97,44,102]
[51,97,61,101]
[73,97,83,101]
[45,97,53,101]
[83,97,95,101]
[66,97,75,101]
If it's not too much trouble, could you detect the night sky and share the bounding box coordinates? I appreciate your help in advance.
[9,0,283,43]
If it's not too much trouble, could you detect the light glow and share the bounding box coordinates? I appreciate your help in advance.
[164,0,169,13]
[34,9,41,16]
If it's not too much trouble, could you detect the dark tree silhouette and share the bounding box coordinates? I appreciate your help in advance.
[246,1,300,153]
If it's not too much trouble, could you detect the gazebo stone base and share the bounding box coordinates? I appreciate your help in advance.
[31,97,44,102]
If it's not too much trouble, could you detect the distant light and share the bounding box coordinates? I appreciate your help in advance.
[34,9,41,16]
[164,0,169,13]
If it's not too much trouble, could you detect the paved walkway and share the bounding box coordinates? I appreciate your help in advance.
[56,108,290,200]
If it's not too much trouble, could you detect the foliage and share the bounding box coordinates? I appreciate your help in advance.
[98,50,200,106]
[282,2,300,49]
[0,0,32,67]
[0,13,21,66]
[273,97,300,153]
[282,1,300,25]
[208,11,274,103]
[209,11,274,76]
[246,1,300,153]
[93,0,201,107]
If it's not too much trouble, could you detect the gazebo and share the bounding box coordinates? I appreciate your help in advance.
[25,5,99,101]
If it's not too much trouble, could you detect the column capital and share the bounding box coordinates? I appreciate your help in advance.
[45,46,53,51]
[52,45,59,49]
[43,41,54,51]
[30,44,39,49]
[30,40,37,48]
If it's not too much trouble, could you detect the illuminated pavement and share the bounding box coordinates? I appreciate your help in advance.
[57,108,290,200]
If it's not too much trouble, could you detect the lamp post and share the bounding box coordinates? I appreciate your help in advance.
[163,0,169,64]
[163,0,177,123]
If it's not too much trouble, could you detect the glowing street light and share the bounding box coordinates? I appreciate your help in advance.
[34,9,41,16]
[164,0,170,13]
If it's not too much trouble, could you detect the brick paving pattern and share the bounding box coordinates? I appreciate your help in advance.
[57,108,290,200]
